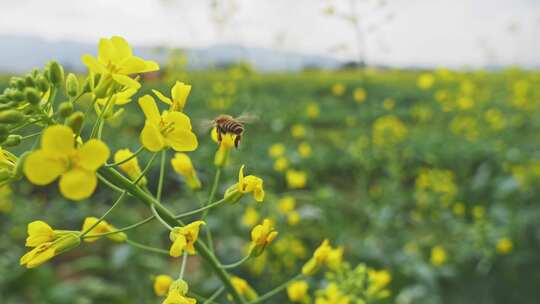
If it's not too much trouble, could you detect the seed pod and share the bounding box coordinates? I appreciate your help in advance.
[3,135,22,147]
[66,73,79,98]
[58,102,74,117]
[66,111,84,134]
[0,110,24,124]
[24,88,41,105]
[46,61,64,86]
[36,76,50,93]
[12,151,28,181]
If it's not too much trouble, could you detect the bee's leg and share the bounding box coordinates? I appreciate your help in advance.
[234,134,241,148]
[217,127,223,144]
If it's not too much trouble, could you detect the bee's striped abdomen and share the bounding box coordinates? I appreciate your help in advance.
[222,120,244,135]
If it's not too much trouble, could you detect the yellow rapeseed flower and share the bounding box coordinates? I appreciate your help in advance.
[23,125,110,201]
[496,237,513,255]
[225,165,265,203]
[353,88,367,103]
[430,245,447,266]
[138,95,198,152]
[153,274,174,297]
[278,196,296,214]
[298,142,312,158]
[372,115,408,147]
[472,206,486,220]
[211,127,236,167]
[250,219,278,256]
[152,81,192,112]
[162,279,196,304]
[82,36,159,90]
[291,124,307,138]
[315,283,350,304]
[273,157,289,172]
[171,153,201,190]
[331,83,346,96]
[81,217,126,243]
[242,206,260,227]
[367,269,392,299]
[286,170,307,189]
[417,73,435,90]
[306,102,320,118]
[169,220,205,257]
[0,185,12,213]
[230,276,258,302]
[268,143,286,158]
[302,239,332,276]
[20,226,80,269]
[327,246,344,270]
[114,148,146,186]
[287,280,309,302]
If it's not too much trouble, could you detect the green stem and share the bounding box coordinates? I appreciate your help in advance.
[133,152,158,185]
[248,273,303,304]
[21,132,42,141]
[204,168,222,253]
[220,254,250,269]
[157,150,166,201]
[126,239,169,255]
[90,94,113,138]
[98,166,246,304]
[80,191,127,238]
[175,198,227,219]
[106,146,144,167]
[81,215,154,239]
[204,286,225,304]
[179,251,188,279]
[97,173,126,193]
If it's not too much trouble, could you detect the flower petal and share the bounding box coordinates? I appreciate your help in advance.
[41,125,75,155]
[141,121,166,152]
[164,111,192,130]
[171,82,191,109]
[138,95,161,124]
[77,139,110,171]
[110,36,132,59]
[98,38,116,64]
[112,74,141,89]
[24,150,66,185]
[165,129,198,152]
[152,89,172,105]
[170,235,187,257]
[117,56,151,75]
[81,55,107,74]
[26,221,54,247]
[59,169,97,201]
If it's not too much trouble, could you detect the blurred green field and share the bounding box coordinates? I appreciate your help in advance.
[1,66,540,304]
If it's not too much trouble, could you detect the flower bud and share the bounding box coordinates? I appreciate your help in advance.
[24,75,36,88]
[36,76,49,93]
[0,102,16,111]
[0,95,9,104]
[66,111,84,134]
[9,90,25,102]
[24,88,41,105]
[54,232,81,254]
[0,110,24,124]
[46,61,64,86]
[3,135,22,147]
[169,279,189,296]
[9,77,24,90]
[66,73,79,98]
[58,102,74,117]
[11,151,26,181]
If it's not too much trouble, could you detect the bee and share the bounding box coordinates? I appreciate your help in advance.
[208,114,256,148]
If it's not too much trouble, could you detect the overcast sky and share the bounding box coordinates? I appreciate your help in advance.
[0,0,538,67]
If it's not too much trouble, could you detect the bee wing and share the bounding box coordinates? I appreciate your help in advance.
[197,119,215,133]
[235,112,258,124]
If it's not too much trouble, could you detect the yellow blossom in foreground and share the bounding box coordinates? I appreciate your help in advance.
[327,246,344,270]
[138,95,198,152]
[169,220,205,257]
[286,170,307,189]
[331,83,346,96]
[162,279,196,304]
[225,165,265,203]
[154,274,174,297]
[287,280,309,302]
[417,73,435,90]
[114,148,146,186]
[431,245,447,266]
[25,221,57,247]
[367,269,392,299]
[291,124,307,138]
[353,88,367,103]
[496,237,513,254]
[302,239,332,276]
[242,206,260,227]
[82,36,159,90]
[152,81,192,112]
[230,276,258,302]
[298,142,312,158]
[23,125,110,201]
[211,127,235,167]
[268,143,286,158]
[250,219,278,256]
[81,217,126,243]
[20,232,80,268]
[171,153,201,190]
[315,283,350,304]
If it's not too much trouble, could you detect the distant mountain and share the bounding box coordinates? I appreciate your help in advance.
[0,35,342,73]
